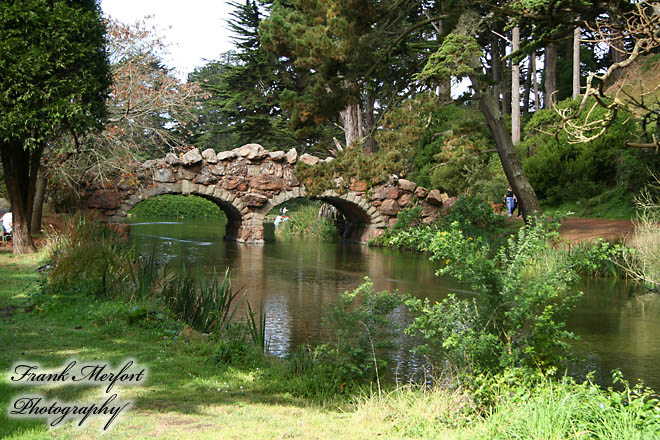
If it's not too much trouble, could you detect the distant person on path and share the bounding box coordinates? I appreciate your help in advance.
[505,187,516,217]
[1,211,12,234]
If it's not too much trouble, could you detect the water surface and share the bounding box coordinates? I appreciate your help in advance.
[128,218,660,389]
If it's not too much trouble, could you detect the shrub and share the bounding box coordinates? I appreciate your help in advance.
[46,214,132,298]
[624,178,660,288]
[288,278,404,392]
[276,201,339,242]
[406,217,581,374]
[567,239,631,278]
[443,196,504,237]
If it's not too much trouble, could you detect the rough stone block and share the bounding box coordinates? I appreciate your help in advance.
[269,151,286,161]
[398,179,416,192]
[202,148,217,163]
[299,153,319,166]
[217,150,237,161]
[181,148,202,166]
[285,148,298,164]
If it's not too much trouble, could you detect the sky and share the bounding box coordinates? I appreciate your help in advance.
[100,0,235,80]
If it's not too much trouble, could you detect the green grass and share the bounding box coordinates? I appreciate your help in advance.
[1,249,659,439]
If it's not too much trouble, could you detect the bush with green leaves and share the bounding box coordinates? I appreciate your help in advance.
[275,201,339,242]
[520,99,660,209]
[288,278,404,392]
[443,196,505,238]
[406,217,581,374]
[129,194,227,220]
[567,239,631,278]
[392,206,424,232]
[45,214,132,299]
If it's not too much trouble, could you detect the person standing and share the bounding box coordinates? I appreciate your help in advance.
[1,211,12,234]
[505,187,516,217]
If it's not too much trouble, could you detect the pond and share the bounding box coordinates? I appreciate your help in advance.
[128,218,660,389]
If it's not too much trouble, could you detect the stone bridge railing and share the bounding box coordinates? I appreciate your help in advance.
[83,144,450,243]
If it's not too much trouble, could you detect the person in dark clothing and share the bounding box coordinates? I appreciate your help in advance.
[505,187,516,217]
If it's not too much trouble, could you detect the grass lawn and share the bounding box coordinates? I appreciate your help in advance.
[2,247,658,440]
[0,249,466,440]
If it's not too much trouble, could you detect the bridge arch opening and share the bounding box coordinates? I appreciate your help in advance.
[260,190,386,243]
[125,191,245,241]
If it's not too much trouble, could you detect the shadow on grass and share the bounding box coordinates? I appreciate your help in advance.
[0,296,320,439]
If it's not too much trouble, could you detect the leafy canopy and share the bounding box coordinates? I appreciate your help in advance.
[0,0,111,148]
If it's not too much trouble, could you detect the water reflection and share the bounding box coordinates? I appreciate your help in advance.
[129,218,660,389]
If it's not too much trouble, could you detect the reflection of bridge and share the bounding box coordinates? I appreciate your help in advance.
[83,144,446,243]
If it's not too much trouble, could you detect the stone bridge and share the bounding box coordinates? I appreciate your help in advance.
[83,144,449,243]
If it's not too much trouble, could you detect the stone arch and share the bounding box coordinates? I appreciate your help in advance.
[113,182,248,241]
[259,188,388,243]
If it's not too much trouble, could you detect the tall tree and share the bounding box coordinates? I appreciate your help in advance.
[418,12,542,218]
[572,25,581,99]
[0,0,111,253]
[544,42,558,108]
[512,25,521,145]
[188,1,314,151]
[260,0,444,150]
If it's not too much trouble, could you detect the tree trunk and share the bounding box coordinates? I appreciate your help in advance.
[573,26,581,99]
[511,25,521,145]
[0,142,44,253]
[491,34,502,109]
[340,100,361,148]
[532,51,540,112]
[502,55,511,116]
[476,86,542,219]
[523,54,532,115]
[363,91,376,152]
[544,43,557,109]
[31,170,47,234]
[609,29,626,83]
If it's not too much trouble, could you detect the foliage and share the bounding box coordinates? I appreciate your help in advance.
[369,224,438,251]
[520,100,660,206]
[475,371,660,439]
[567,239,631,278]
[415,32,481,82]
[0,0,110,148]
[186,0,328,151]
[406,217,581,374]
[0,0,111,253]
[49,17,205,192]
[391,206,424,232]
[288,278,404,392]
[295,146,407,195]
[246,300,269,352]
[624,177,660,288]
[371,197,508,251]
[45,214,132,298]
[259,0,441,147]
[377,98,500,197]
[443,196,505,239]
[275,201,339,242]
[161,267,243,334]
[129,194,227,220]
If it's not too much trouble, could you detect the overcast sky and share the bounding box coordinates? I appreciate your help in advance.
[100,0,235,80]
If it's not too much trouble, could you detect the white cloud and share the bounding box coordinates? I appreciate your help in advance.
[101,0,235,80]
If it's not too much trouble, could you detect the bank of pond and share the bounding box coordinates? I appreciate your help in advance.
[4,195,658,437]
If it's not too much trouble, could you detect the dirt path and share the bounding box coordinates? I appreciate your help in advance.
[558,218,635,243]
